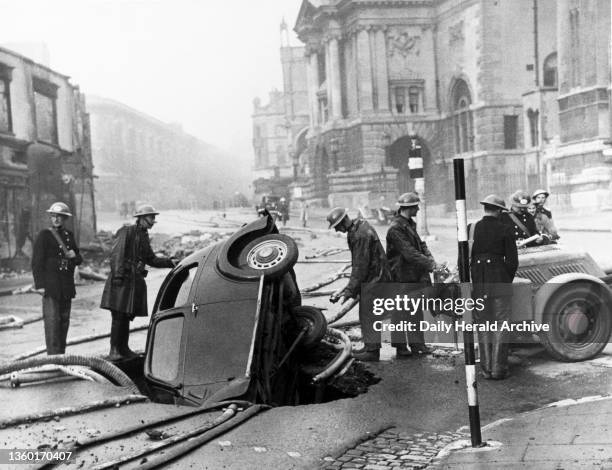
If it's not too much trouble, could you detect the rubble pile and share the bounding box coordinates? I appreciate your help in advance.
[155,230,231,258]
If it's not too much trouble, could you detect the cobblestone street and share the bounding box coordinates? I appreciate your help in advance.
[322,428,468,469]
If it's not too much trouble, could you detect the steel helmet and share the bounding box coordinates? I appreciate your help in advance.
[396,192,420,207]
[46,202,72,217]
[133,204,160,217]
[510,190,531,208]
[327,207,348,229]
[532,188,550,199]
[479,194,507,211]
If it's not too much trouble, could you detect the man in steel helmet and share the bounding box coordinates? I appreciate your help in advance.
[501,190,543,247]
[100,204,176,360]
[386,192,438,356]
[32,202,83,354]
[327,207,391,361]
[469,194,518,379]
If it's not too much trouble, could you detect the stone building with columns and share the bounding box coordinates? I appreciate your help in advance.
[292,0,611,212]
[252,23,310,202]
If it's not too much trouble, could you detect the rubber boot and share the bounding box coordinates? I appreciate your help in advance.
[119,319,138,359]
[108,316,124,361]
[491,334,509,380]
[478,337,492,379]
[393,344,412,358]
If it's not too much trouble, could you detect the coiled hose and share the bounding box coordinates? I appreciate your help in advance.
[0,355,139,393]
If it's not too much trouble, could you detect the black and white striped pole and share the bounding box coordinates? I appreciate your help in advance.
[453,157,483,447]
[409,137,429,236]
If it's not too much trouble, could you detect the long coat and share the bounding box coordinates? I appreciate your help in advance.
[341,219,390,298]
[386,215,435,283]
[32,227,82,299]
[469,215,518,298]
[100,224,174,318]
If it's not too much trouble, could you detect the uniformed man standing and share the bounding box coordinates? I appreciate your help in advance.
[100,204,175,360]
[386,192,436,356]
[32,202,83,354]
[532,189,552,219]
[501,190,543,247]
[470,195,519,379]
[327,207,391,361]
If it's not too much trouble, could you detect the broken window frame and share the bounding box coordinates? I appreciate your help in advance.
[33,77,59,145]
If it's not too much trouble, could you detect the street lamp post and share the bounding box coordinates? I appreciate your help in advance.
[409,136,429,236]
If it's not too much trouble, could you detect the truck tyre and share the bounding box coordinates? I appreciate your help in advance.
[236,234,299,280]
[540,282,612,361]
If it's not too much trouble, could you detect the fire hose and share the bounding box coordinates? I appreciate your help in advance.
[312,327,352,383]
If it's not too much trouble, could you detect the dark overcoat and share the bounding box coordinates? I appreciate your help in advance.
[500,211,538,246]
[386,215,435,283]
[100,224,174,317]
[341,219,390,298]
[469,215,519,298]
[32,227,82,299]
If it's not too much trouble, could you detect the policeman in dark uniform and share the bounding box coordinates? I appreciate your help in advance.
[501,190,543,247]
[32,202,83,354]
[386,192,437,356]
[470,195,518,379]
[327,207,391,361]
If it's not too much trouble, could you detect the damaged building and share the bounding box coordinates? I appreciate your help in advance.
[0,46,95,271]
[264,0,612,212]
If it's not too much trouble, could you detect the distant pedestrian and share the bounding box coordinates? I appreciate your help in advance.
[469,195,518,379]
[119,201,128,219]
[300,200,309,228]
[32,202,83,354]
[327,207,391,361]
[386,192,437,357]
[100,204,176,360]
[128,200,136,217]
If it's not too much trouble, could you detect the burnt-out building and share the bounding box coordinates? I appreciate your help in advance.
[290,0,610,212]
[0,46,95,270]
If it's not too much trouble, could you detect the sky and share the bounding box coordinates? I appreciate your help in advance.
[0,0,305,162]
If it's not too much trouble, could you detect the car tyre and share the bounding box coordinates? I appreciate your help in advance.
[293,306,327,347]
[236,234,299,280]
[540,282,612,361]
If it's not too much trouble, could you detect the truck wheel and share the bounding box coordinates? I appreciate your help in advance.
[236,234,299,279]
[293,306,327,347]
[540,282,612,361]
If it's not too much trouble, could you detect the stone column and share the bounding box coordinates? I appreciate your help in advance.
[345,34,358,116]
[328,35,342,119]
[357,27,374,112]
[307,48,319,127]
[374,27,389,112]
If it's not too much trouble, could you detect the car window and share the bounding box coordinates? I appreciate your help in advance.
[150,315,183,382]
[159,264,198,310]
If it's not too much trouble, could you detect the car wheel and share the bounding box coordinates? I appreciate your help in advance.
[236,234,299,280]
[540,282,612,362]
[293,306,327,347]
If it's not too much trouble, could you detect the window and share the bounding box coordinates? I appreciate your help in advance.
[569,9,581,87]
[504,115,518,149]
[150,315,184,382]
[543,53,557,88]
[317,51,326,86]
[408,87,420,113]
[159,264,198,310]
[395,87,406,113]
[451,79,474,153]
[318,93,328,123]
[0,64,12,133]
[33,78,58,144]
[527,109,539,147]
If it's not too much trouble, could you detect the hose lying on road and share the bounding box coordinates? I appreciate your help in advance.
[325,297,359,325]
[0,395,147,429]
[312,327,353,383]
[0,355,138,392]
[4,364,113,387]
[300,263,351,293]
[12,326,149,361]
[92,404,268,470]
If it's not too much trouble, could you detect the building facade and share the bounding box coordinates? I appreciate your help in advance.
[290,0,611,212]
[88,96,240,212]
[252,22,310,202]
[0,46,95,268]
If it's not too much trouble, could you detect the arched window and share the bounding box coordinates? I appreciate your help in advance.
[451,79,473,154]
[543,52,557,88]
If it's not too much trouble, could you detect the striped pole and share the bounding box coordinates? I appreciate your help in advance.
[409,137,429,235]
[453,157,483,447]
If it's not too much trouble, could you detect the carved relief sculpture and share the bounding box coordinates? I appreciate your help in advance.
[386,28,421,57]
